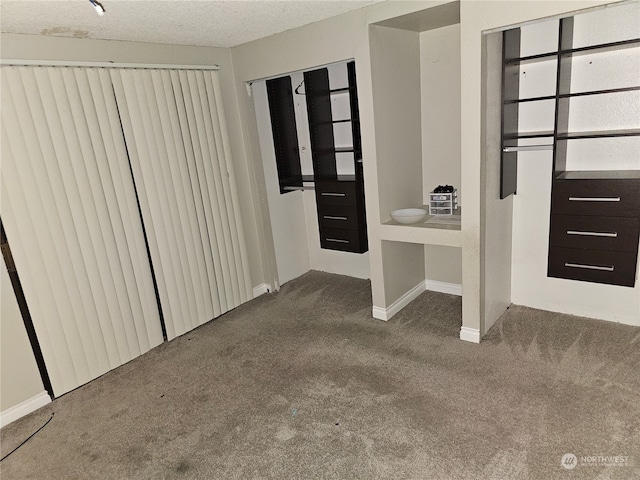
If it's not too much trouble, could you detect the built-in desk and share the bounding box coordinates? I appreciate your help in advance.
[379,207,462,247]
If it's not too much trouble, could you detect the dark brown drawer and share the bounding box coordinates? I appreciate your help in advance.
[549,215,640,253]
[317,205,359,230]
[551,179,640,217]
[319,228,363,253]
[548,247,638,287]
[315,180,357,206]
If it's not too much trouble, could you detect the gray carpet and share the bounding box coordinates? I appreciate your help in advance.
[1,271,639,479]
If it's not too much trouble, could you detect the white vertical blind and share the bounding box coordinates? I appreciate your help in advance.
[110,68,252,340]
[1,66,164,396]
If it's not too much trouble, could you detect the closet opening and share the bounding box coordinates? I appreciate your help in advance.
[251,60,370,286]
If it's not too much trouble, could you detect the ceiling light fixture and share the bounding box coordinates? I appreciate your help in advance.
[89,0,105,16]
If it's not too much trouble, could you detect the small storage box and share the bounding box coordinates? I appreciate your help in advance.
[429,190,458,216]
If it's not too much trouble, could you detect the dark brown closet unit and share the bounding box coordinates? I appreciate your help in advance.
[266,61,367,254]
[501,17,640,287]
[266,76,304,194]
[304,61,367,254]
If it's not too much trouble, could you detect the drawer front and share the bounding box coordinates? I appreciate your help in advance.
[548,247,638,287]
[551,179,640,217]
[317,205,359,231]
[549,215,640,253]
[319,228,363,253]
[315,181,357,206]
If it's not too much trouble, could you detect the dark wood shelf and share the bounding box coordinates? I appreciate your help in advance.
[505,85,640,106]
[504,130,554,140]
[505,51,557,65]
[267,75,304,195]
[319,174,357,182]
[558,86,640,99]
[556,129,640,140]
[505,37,640,65]
[280,174,358,185]
[554,170,640,180]
[504,95,556,104]
[333,118,357,124]
[560,37,640,57]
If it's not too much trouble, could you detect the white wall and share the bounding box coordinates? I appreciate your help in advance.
[252,80,311,286]
[369,24,428,306]
[421,23,461,206]
[370,25,424,221]
[510,2,640,326]
[421,22,463,287]
[1,266,48,415]
[482,31,512,335]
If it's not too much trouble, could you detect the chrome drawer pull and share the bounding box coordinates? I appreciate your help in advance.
[326,238,349,244]
[568,196,620,202]
[565,262,614,272]
[566,230,618,238]
[321,192,347,197]
[323,215,348,221]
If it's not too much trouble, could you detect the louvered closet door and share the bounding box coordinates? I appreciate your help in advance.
[110,69,252,340]
[0,66,164,396]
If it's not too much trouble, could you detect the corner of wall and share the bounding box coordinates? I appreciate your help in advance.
[0,391,51,429]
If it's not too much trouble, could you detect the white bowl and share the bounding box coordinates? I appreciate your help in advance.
[390,208,427,224]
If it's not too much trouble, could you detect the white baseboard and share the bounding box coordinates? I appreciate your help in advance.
[253,283,272,298]
[460,326,481,344]
[372,279,463,321]
[1,391,51,429]
[372,280,427,321]
[425,279,462,296]
[371,306,389,321]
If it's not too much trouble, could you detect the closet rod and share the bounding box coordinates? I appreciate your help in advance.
[0,59,219,70]
[502,145,553,152]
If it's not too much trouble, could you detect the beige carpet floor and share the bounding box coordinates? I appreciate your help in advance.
[1,271,639,479]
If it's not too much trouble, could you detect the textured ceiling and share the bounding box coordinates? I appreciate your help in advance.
[0,0,384,48]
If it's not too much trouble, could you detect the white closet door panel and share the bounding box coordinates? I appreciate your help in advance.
[3,68,99,385]
[48,68,128,367]
[204,72,253,298]
[188,71,240,306]
[177,70,230,314]
[112,70,192,338]
[1,138,76,393]
[87,69,162,352]
[112,68,252,340]
[146,70,201,332]
[110,70,180,339]
[154,70,214,325]
[140,70,198,334]
[1,66,163,396]
[169,70,221,320]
